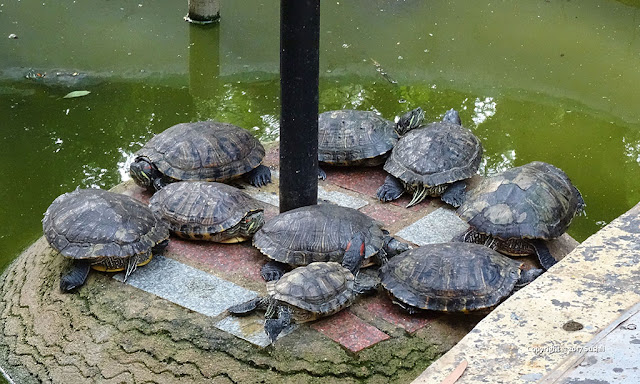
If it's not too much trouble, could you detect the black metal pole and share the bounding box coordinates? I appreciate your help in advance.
[279,0,320,213]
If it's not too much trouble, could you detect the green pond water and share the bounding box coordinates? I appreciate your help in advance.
[2,0,640,273]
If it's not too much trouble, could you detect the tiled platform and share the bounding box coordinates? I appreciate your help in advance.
[113,144,578,354]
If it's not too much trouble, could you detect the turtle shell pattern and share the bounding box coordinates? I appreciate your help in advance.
[318,110,398,166]
[384,121,482,187]
[379,242,522,312]
[149,181,264,240]
[43,188,169,260]
[457,161,584,240]
[267,262,355,321]
[253,204,385,267]
[135,121,265,182]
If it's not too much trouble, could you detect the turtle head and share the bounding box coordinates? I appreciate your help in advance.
[241,211,265,237]
[342,232,367,275]
[396,107,425,135]
[130,157,162,190]
[442,109,462,125]
[514,268,544,290]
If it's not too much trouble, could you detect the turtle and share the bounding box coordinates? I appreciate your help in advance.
[317,107,425,179]
[253,203,409,281]
[376,109,483,208]
[129,121,271,191]
[42,188,170,292]
[228,233,378,342]
[378,242,543,314]
[456,161,585,270]
[148,181,265,243]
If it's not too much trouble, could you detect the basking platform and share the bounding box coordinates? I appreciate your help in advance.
[0,143,578,383]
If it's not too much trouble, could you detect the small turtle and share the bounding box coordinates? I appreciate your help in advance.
[229,233,377,341]
[130,121,271,191]
[457,161,585,270]
[42,188,169,292]
[379,242,543,314]
[317,107,425,179]
[149,181,265,243]
[377,109,483,208]
[254,204,409,281]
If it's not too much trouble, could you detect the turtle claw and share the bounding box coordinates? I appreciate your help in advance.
[377,175,404,202]
[248,165,272,187]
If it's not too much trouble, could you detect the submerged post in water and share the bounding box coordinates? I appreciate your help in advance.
[279,0,320,213]
[185,0,220,24]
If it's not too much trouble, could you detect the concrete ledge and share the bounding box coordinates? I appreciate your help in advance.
[414,202,640,384]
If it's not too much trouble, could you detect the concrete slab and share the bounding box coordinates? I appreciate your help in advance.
[249,185,368,210]
[214,313,298,348]
[413,202,640,384]
[396,207,469,245]
[114,255,258,318]
[539,302,640,384]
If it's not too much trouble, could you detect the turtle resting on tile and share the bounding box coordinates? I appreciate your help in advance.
[376,109,483,208]
[43,188,169,292]
[317,107,425,179]
[130,121,271,190]
[148,181,264,243]
[253,204,410,281]
[228,233,379,341]
[379,242,543,314]
[456,161,585,270]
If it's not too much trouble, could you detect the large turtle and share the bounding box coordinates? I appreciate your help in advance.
[149,181,265,243]
[229,233,377,341]
[376,109,483,208]
[130,121,271,190]
[457,161,585,270]
[317,107,425,179]
[254,204,409,281]
[42,188,170,292]
[379,242,543,314]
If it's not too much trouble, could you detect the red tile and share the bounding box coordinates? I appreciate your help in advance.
[362,295,436,334]
[359,204,407,228]
[323,166,388,198]
[311,310,389,353]
[168,238,265,282]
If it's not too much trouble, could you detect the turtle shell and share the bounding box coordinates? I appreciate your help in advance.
[253,204,385,266]
[149,181,264,240]
[457,161,584,240]
[135,121,265,182]
[267,262,355,317]
[318,110,398,166]
[43,189,169,260]
[384,121,482,187]
[379,242,523,312]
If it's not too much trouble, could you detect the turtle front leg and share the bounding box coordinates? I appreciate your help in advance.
[152,239,169,255]
[318,167,327,180]
[260,261,289,281]
[342,232,366,275]
[376,175,405,202]
[264,306,292,342]
[530,240,557,270]
[440,180,467,208]
[60,259,92,293]
[247,165,272,187]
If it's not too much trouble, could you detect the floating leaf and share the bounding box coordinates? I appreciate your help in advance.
[63,90,91,99]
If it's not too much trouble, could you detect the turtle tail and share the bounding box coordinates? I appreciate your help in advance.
[406,185,429,208]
